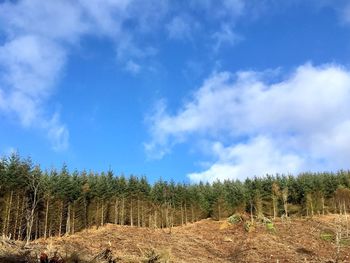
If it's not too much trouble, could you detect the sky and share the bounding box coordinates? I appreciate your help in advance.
[1,0,350,183]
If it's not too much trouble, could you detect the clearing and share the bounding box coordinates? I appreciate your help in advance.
[0,214,349,262]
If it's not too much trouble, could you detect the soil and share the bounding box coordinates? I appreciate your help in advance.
[1,214,350,262]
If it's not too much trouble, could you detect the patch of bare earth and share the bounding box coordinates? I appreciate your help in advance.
[2,215,350,262]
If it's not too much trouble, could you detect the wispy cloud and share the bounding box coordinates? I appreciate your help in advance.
[0,34,68,150]
[0,0,167,150]
[212,24,243,52]
[125,60,142,74]
[166,15,200,41]
[189,0,245,19]
[1,0,341,154]
[146,63,350,182]
[339,2,350,25]
[0,0,89,151]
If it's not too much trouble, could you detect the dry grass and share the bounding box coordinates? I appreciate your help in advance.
[1,215,350,262]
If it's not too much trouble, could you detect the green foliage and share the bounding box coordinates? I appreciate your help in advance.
[340,238,350,246]
[320,232,334,242]
[266,222,275,233]
[227,214,242,224]
[0,153,350,242]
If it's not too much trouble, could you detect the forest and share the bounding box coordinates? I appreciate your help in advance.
[0,153,350,244]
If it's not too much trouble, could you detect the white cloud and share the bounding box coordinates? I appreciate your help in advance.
[0,0,89,151]
[0,0,250,152]
[187,0,245,50]
[340,2,350,24]
[222,0,245,17]
[166,15,199,41]
[189,0,245,19]
[46,113,69,152]
[125,60,141,74]
[0,36,65,100]
[0,1,88,43]
[116,35,158,64]
[212,24,243,51]
[0,0,164,150]
[0,34,68,150]
[1,0,344,156]
[147,63,350,182]
[189,136,304,183]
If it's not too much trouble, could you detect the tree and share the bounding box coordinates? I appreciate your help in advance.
[25,164,42,245]
[271,182,280,219]
[335,187,350,214]
[2,153,350,242]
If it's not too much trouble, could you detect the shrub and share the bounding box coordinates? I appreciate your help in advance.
[320,232,334,242]
[228,214,242,224]
[266,222,276,233]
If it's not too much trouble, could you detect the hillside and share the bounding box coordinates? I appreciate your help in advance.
[0,214,349,262]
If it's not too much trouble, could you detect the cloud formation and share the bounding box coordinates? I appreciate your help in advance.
[0,0,168,150]
[0,34,69,150]
[147,63,350,182]
[0,0,250,151]
[2,0,345,153]
[0,0,87,150]
[212,24,243,52]
[166,15,198,41]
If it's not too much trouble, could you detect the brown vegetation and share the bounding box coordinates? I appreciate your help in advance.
[0,214,349,262]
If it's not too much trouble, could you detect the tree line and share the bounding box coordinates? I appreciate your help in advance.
[0,153,350,243]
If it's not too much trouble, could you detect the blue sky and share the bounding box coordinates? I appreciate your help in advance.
[1,0,350,183]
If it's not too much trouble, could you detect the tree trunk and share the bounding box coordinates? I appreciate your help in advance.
[84,197,88,229]
[13,194,21,239]
[322,196,325,215]
[149,214,152,228]
[49,220,52,238]
[17,196,26,241]
[130,199,133,226]
[282,188,289,217]
[26,185,39,245]
[59,201,63,237]
[191,205,194,223]
[34,211,39,240]
[121,197,125,226]
[72,204,75,234]
[7,191,14,237]
[3,191,13,237]
[165,203,169,228]
[171,205,175,227]
[66,203,71,235]
[272,195,277,220]
[44,198,49,239]
[114,198,119,224]
[101,201,104,226]
[154,210,157,228]
[250,200,254,223]
[137,198,140,227]
[181,205,184,226]
[141,202,145,227]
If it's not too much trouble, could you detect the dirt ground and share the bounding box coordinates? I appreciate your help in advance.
[1,214,350,262]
